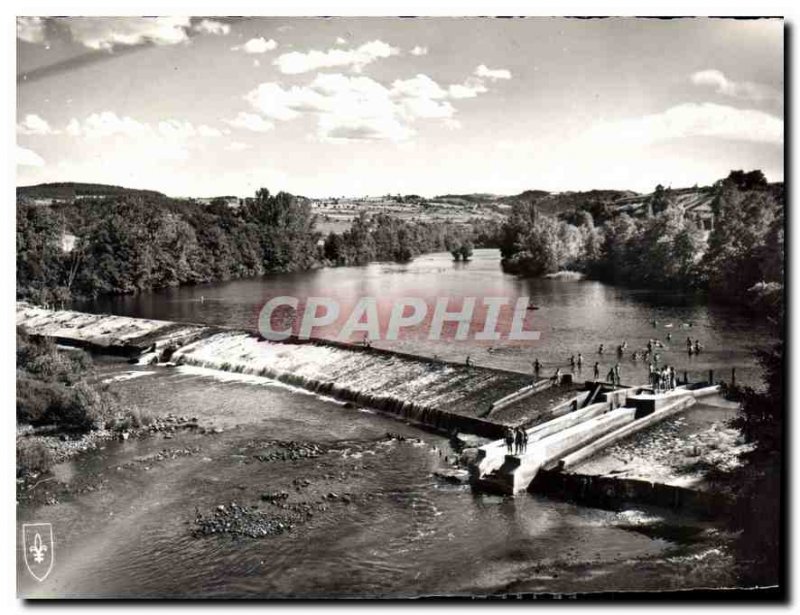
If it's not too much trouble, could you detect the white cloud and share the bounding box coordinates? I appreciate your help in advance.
[335,37,347,45]
[224,142,252,151]
[246,83,317,121]
[583,102,783,146]
[247,74,410,142]
[475,64,512,80]
[193,19,231,36]
[64,112,224,163]
[17,145,45,167]
[67,112,150,138]
[273,40,399,74]
[60,17,192,50]
[398,97,456,120]
[17,17,46,44]
[390,75,456,121]
[448,77,488,99]
[66,112,223,141]
[17,114,58,135]
[244,66,509,142]
[224,112,275,132]
[390,74,447,99]
[690,69,781,103]
[232,37,278,54]
[410,46,428,56]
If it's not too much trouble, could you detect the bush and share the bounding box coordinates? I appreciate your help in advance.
[17,439,54,476]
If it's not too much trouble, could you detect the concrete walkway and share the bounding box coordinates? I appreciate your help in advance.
[470,381,720,495]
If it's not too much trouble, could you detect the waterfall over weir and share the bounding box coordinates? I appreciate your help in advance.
[16,304,542,439]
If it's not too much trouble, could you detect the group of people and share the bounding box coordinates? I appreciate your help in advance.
[650,363,678,392]
[686,337,704,355]
[605,362,622,386]
[505,427,529,455]
[528,322,707,392]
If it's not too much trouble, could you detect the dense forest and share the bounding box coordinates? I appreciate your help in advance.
[16,188,485,303]
[497,170,784,308]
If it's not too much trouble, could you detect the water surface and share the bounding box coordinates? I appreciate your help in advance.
[78,249,773,387]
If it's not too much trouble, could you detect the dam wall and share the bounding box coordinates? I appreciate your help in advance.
[17,304,540,439]
[530,470,734,518]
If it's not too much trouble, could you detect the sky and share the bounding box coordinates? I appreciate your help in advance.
[16,16,784,198]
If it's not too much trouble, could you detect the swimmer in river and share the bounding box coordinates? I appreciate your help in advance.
[577,353,583,368]
[598,344,604,355]
[465,355,472,367]
[593,362,600,380]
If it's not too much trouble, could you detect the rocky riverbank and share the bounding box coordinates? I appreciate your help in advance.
[16,412,214,506]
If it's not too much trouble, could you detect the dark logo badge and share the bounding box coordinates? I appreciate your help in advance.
[22,523,54,582]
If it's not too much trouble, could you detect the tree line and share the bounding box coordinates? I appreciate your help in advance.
[17,188,492,303]
[497,170,784,307]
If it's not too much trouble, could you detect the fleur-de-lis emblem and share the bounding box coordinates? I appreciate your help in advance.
[22,523,54,582]
[29,532,48,563]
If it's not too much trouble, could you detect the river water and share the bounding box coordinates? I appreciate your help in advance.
[19,249,759,596]
[79,248,773,387]
[18,362,734,597]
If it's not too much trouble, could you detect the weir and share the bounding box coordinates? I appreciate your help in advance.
[17,303,719,498]
[17,303,565,439]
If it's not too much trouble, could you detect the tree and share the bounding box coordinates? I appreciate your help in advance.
[701,180,782,300]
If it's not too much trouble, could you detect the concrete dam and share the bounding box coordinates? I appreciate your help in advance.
[16,303,720,497]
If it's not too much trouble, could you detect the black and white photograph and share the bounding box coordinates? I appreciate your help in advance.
[13,8,787,601]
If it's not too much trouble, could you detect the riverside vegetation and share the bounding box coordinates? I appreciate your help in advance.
[16,187,482,303]
[16,329,151,481]
[497,170,784,310]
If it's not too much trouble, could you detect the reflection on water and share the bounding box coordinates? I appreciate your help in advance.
[77,249,773,387]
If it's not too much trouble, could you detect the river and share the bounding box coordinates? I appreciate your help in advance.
[78,248,773,387]
[18,361,734,597]
[19,249,760,596]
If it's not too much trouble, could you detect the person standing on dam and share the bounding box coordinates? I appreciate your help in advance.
[577,353,583,369]
[514,428,524,455]
[533,358,542,379]
[593,362,600,381]
[522,429,529,454]
[505,429,514,454]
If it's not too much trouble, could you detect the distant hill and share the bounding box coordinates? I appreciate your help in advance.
[17,182,166,202]
[430,193,504,205]
[497,189,638,217]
